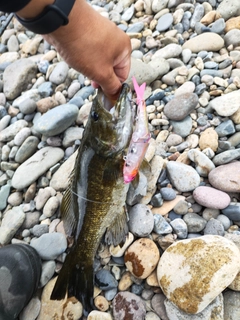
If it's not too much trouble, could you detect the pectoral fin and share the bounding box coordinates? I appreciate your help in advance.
[105,206,129,247]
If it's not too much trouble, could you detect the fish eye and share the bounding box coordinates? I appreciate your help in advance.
[91,111,99,121]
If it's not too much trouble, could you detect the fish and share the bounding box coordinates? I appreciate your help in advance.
[123,76,151,183]
[50,83,133,316]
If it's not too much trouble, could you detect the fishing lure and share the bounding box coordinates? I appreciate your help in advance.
[123,76,151,183]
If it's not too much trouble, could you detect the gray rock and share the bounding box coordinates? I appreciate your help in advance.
[49,61,69,85]
[167,161,200,192]
[152,44,182,60]
[30,232,67,260]
[32,224,49,237]
[113,292,146,320]
[0,206,25,245]
[0,183,11,211]
[183,212,207,233]
[164,93,198,121]
[34,104,78,137]
[15,136,39,163]
[156,13,173,32]
[153,214,172,235]
[151,293,168,320]
[127,22,144,33]
[39,260,56,288]
[222,203,240,222]
[0,119,28,142]
[188,149,215,177]
[170,116,193,138]
[12,147,64,190]
[173,200,189,215]
[212,149,240,166]
[217,0,240,20]
[215,120,235,137]
[95,269,118,290]
[3,59,37,100]
[170,218,188,239]
[190,3,204,29]
[203,218,225,236]
[223,291,240,319]
[128,204,154,237]
[160,187,176,201]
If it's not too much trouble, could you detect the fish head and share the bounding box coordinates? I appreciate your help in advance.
[86,83,133,157]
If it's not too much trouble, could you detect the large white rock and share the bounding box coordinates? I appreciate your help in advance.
[157,235,240,314]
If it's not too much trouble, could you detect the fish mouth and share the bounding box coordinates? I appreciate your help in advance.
[97,83,132,121]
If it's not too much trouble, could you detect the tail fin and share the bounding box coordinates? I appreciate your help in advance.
[50,254,94,317]
[132,76,146,104]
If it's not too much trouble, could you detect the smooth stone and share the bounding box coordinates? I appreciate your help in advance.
[49,61,69,85]
[35,187,55,210]
[0,184,11,211]
[0,206,25,245]
[50,150,77,191]
[34,104,78,137]
[109,232,134,258]
[199,127,218,152]
[30,232,67,260]
[228,132,240,147]
[223,291,240,319]
[217,0,240,20]
[37,277,82,320]
[157,235,240,313]
[167,161,200,192]
[19,296,41,320]
[62,127,84,148]
[127,21,144,33]
[124,238,160,279]
[212,149,240,166]
[193,186,230,210]
[152,0,168,13]
[174,81,195,96]
[74,85,95,100]
[210,18,225,34]
[160,188,176,201]
[43,196,59,218]
[12,147,64,190]
[3,59,37,100]
[152,44,182,60]
[87,311,113,320]
[187,149,215,177]
[182,33,224,53]
[208,162,240,193]
[112,292,146,320]
[173,200,189,215]
[7,191,23,206]
[164,294,224,320]
[128,204,154,237]
[170,219,188,239]
[190,3,204,29]
[14,136,40,163]
[14,127,31,146]
[153,214,173,235]
[37,82,53,97]
[225,29,240,48]
[0,119,28,142]
[203,218,225,236]
[150,293,168,320]
[216,215,231,231]
[170,116,192,138]
[7,34,19,52]
[209,90,240,116]
[156,13,173,32]
[32,224,49,237]
[222,203,240,222]
[164,93,198,121]
[183,212,207,233]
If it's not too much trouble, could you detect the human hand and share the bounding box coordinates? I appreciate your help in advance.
[42,0,131,102]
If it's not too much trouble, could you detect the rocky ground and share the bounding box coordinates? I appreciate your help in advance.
[1,0,240,319]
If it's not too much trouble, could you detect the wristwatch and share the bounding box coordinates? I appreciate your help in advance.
[15,0,76,34]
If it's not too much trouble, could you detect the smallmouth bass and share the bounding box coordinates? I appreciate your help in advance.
[50,84,133,315]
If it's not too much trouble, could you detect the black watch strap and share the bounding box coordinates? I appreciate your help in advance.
[15,0,76,34]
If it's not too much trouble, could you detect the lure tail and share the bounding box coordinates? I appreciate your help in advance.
[50,253,94,317]
[132,76,146,104]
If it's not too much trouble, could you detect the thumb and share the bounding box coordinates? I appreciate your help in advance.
[99,70,123,102]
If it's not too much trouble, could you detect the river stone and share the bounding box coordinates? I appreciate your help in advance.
[217,0,240,20]
[0,119,28,142]
[49,61,69,85]
[193,186,230,210]
[187,149,215,177]
[12,147,64,190]
[164,93,198,121]
[164,294,224,320]
[157,235,240,314]
[3,58,37,100]
[199,127,218,152]
[182,33,224,53]
[208,162,240,193]
[14,136,39,163]
[124,238,160,279]
[34,104,79,137]
[208,90,240,116]
[166,161,200,192]
[37,277,83,320]
[223,291,240,320]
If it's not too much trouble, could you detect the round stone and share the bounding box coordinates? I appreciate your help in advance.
[124,238,160,279]
[193,186,230,210]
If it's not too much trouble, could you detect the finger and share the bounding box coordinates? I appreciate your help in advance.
[91,80,99,89]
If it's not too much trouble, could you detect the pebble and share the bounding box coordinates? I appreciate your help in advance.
[112,292,146,320]
[128,204,154,237]
[30,232,67,260]
[39,260,56,287]
[170,116,193,138]
[222,203,240,222]
[19,296,41,320]
[34,104,79,137]
[12,147,64,190]
[223,291,240,320]
[124,238,160,279]
[188,149,215,177]
[208,162,240,193]
[193,186,230,210]
[160,187,176,201]
[95,269,118,291]
[157,235,240,314]
[49,61,69,85]
[183,212,207,233]
[203,218,225,236]
[170,218,188,239]
[14,136,39,163]
[156,13,173,32]
[153,214,173,235]
[0,206,25,245]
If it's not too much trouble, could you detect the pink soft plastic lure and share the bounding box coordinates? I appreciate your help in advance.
[123,77,151,183]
